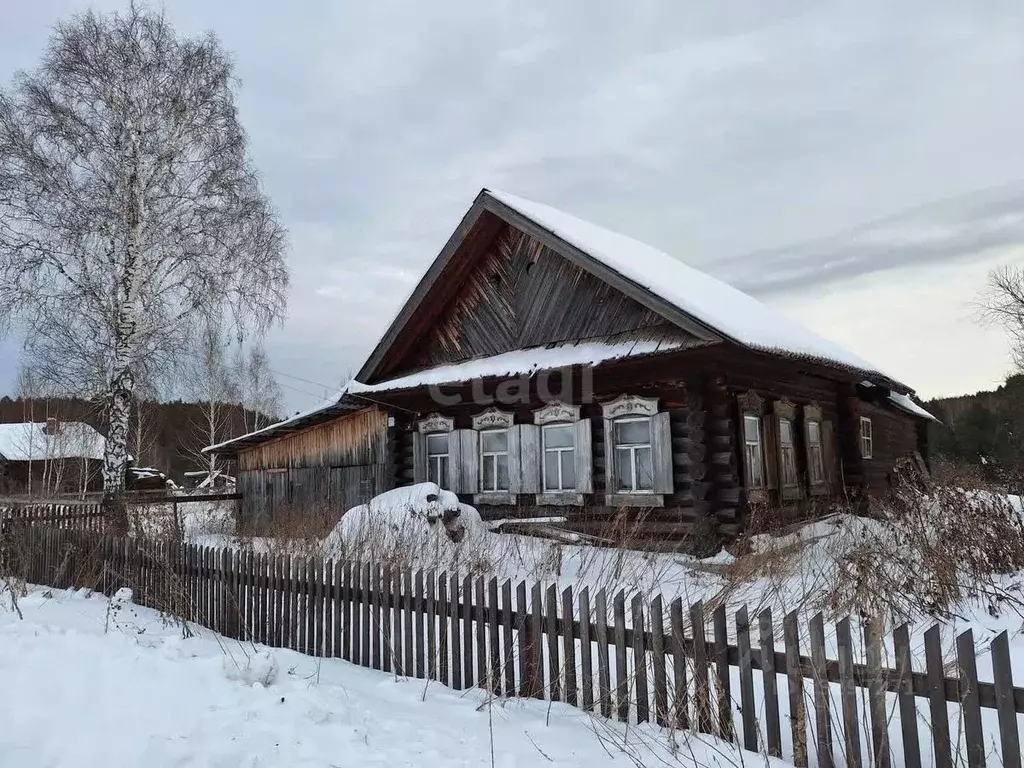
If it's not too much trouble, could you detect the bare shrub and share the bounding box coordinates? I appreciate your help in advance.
[826,480,1024,620]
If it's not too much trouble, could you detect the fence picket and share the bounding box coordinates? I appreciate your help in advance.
[580,587,595,714]
[809,613,834,768]
[737,605,757,752]
[714,604,733,742]
[784,610,808,767]
[563,587,578,707]
[991,631,1021,768]
[613,590,628,722]
[760,608,782,757]
[546,584,562,702]
[864,617,890,768]
[632,594,649,724]
[692,601,711,733]
[425,569,438,684]
[956,629,986,768]
[892,623,921,768]
[404,570,414,677]
[450,573,463,690]
[476,577,488,691]
[501,579,514,696]
[342,562,352,661]
[644,595,664,729]
[361,562,371,667]
[529,582,544,699]
[488,578,502,695]
[669,597,688,730]
[463,575,474,689]
[381,565,392,673]
[924,624,953,768]
[435,571,446,684]
[333,559,343,659]
[595,589,611,717]
[515,581,529,697]
[414,570,425,679]
[836,617,862,768]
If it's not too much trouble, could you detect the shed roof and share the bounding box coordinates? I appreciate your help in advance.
[0,422,105,462]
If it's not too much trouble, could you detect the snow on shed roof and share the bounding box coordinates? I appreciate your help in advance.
[888,392,941,424]
[0,422,105,462]
[487,190,904,389]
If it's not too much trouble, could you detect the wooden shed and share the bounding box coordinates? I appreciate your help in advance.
[208,189,937,549]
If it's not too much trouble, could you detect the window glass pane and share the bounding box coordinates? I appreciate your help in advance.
[779,419,793,444]
[614,418,651,445]
[496,454,510,491]
[560,451,575,489]
[781,446,797,484]
[544,451,559,491]
[636,447,654,490]
[615,448,633,491]
[426,433,448,455]
[428,458,439,486]
[482,457,495,491]
[744,415,760,442]
[807,421,820,444]
[481,429,508,453]
[544,425,574,449]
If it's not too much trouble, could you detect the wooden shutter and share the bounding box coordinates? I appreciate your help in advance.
[761,414,779,491]
[603,417,616,496]
[457,429,479,494]
[519,424,541,494]
[822,419,836,491]
[804,404,827,497]
[575,418,593,493]
[448,431,463,493]
[412,431,427,484]
[651,411,674,494]
[507,425,522,495]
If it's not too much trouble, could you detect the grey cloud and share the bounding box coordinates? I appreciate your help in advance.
[2,1,1024,408]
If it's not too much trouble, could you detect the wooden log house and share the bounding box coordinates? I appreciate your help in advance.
[207,189,938,549]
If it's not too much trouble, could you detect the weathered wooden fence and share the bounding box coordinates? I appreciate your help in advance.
[6,525,1022,768]
[0,502,104,531]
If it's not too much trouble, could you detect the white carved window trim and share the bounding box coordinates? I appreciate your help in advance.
[472,408,516,503]
[602,395,665,506]
[416,414,454,434]
[415,414,454,489]
[601,394,659,420]
[534,401,581,426]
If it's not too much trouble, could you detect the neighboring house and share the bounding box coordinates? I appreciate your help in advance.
[207,189,938,548]
[0,418,106,496]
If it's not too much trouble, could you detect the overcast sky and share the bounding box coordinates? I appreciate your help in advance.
[2,1,1024,413]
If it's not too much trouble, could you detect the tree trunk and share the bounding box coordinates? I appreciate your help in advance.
[103,366,133,533]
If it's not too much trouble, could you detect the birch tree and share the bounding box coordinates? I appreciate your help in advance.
[0,6,288,528]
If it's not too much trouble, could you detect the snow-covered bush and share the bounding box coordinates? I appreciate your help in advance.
[322,484,486,570]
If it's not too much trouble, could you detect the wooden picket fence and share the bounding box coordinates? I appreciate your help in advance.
[5,524,1022,768]
[0,501,104,531]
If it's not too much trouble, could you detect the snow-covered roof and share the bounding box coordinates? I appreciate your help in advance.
[487,190,901,387]
[0,422,105,462]
[203,389,360,455]
[888,392,941,424]
[349,336,686,394]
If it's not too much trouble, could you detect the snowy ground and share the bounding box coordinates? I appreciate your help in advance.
[0,587,785,768]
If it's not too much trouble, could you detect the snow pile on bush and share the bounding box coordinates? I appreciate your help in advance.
[222,651,278,687]
[322,483,486,568]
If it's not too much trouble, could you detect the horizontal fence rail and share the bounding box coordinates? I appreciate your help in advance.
[2,525,1021,768]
